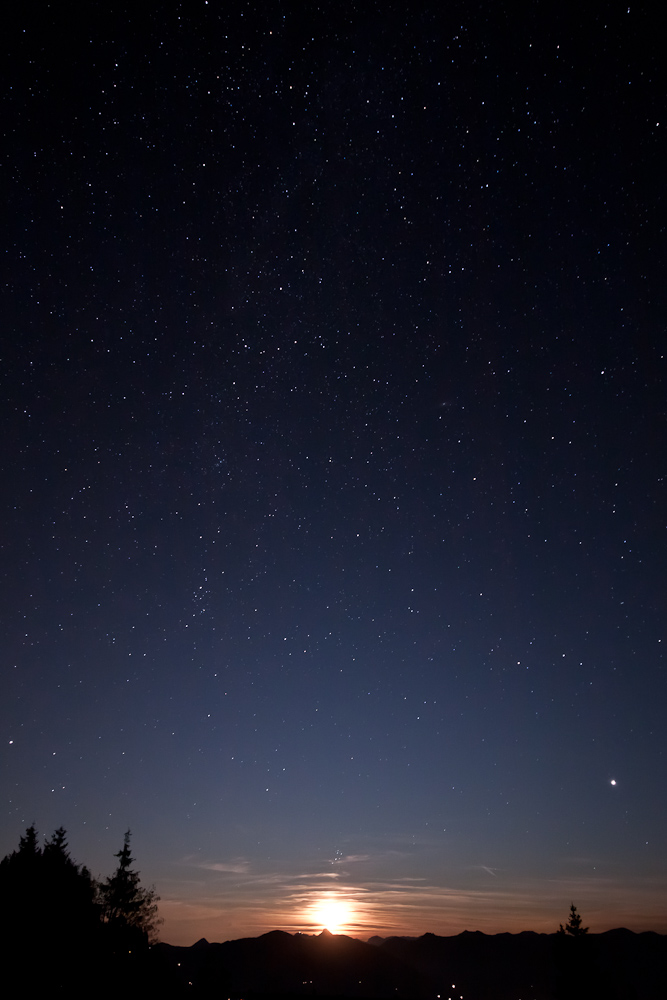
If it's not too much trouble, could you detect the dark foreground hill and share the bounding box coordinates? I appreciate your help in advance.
[155,926,667,999]
[156,929,429,997]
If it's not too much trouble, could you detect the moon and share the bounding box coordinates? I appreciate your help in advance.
[311,897,353,934]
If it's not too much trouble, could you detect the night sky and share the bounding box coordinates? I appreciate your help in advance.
[2,2,665,946]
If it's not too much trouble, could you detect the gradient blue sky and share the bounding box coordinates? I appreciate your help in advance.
[2,1,665,945]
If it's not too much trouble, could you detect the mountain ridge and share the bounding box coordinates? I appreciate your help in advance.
[155,927,667,998]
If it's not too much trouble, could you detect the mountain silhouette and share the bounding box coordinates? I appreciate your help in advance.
[156,928,427,997]
[155,927,667,999]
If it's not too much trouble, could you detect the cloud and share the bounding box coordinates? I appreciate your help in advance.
[204,862,251,873]
[183,857,251,874]
[294,871,341,880]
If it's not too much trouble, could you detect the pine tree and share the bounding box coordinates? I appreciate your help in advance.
[42,826,98,929]
[43,825,69,861]
[99,830,161,945]
[18,823,41,857]
[558,902,589,937]
[0,826,101,990]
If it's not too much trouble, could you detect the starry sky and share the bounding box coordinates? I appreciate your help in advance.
[2,2,666,946]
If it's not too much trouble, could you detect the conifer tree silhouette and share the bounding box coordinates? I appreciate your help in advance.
[0,826,168,996]
[0,826,100,990]
[99,829,161,945]
[558,903,589,937]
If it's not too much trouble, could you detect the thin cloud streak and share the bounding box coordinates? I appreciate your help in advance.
[198,862,251,874]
